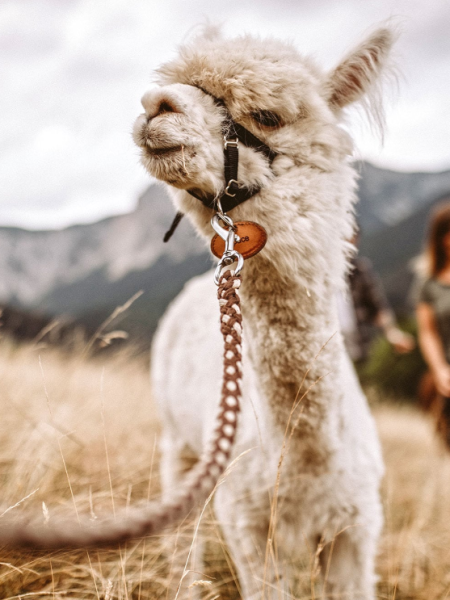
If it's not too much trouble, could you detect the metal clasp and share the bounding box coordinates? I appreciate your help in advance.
[211,213,244,285]
[223,136,238,149]
[225,179,239,197]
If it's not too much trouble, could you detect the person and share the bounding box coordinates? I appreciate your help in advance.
[416,202,450,446]
[338,232,415,364]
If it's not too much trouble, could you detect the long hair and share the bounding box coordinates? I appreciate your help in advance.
[427,200,450,276]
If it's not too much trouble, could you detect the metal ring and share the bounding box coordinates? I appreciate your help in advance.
[225,179,239,197]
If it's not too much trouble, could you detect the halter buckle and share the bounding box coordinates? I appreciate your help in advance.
[223,136,238,149]
[225,179,239,197]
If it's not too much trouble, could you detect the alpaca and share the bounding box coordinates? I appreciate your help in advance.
[132,25,394,600]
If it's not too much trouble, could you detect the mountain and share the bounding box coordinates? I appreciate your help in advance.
[355,162,450,234]
[354,162,450,312]
[360,189,450,313]
[1,161,450,346]
[0,185,209,306]
[0,184,212,344]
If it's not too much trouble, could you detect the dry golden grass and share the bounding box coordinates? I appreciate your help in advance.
[0,339,450,599]
[377,403,450,599]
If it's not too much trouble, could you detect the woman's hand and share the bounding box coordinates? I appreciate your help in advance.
[385,327,416,353]
[433,364,450,397]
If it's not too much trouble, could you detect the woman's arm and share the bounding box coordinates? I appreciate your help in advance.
[417,302,450,396]
[357,258,414,352]
[375,309,415,353]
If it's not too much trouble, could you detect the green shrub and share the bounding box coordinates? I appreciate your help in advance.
[357,319,427,400]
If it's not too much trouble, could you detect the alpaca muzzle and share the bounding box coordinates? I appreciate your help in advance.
[141,90,185,120]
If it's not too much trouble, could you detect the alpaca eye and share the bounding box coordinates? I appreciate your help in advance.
[251,110,281,128]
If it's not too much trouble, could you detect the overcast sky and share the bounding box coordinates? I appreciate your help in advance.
[1,0,449,230]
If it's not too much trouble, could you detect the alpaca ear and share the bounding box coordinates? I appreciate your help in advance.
[325,28,395,109]
[195,22,223,43]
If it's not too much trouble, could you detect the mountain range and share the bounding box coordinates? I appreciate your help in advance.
[1,161,450,346]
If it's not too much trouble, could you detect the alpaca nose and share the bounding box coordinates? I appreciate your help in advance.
[141,91,183,120]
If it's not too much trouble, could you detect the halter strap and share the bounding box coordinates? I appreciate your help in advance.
[189,87,277,210]
[163,86,278,241]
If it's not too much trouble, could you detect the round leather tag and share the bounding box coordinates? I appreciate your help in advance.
[211,221,267,260]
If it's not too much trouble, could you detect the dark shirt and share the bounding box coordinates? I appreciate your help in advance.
[347,256,390,361]
[417,278,450,363]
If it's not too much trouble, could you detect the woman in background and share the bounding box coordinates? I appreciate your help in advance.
[338,228,414,363]
[417,202,450,447]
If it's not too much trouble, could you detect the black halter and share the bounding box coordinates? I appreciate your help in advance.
[163,87,278,242]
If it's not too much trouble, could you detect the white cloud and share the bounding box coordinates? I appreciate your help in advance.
[0,0,449,229]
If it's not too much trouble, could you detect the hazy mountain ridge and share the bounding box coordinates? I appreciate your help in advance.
[356,162,450,233]
[360,188,450,312]
[1,161,450,342]
[0,185,207,308]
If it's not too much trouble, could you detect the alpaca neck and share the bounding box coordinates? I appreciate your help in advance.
[240,245,343,464]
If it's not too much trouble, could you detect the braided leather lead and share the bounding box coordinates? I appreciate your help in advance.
[0,270,242,549]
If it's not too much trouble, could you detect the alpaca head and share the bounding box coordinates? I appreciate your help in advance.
[133,26,394,247]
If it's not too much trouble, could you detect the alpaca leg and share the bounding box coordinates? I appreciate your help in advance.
[159,433,205,599]
[167,533,206,600]
[214,495,291,600]
[319,525,379,600]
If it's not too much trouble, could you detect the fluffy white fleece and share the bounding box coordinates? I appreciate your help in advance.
[133,25,395,600]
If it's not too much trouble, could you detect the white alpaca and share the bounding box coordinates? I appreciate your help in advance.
[133,26,394,599]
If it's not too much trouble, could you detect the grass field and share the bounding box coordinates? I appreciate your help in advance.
[0,339,450,600]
